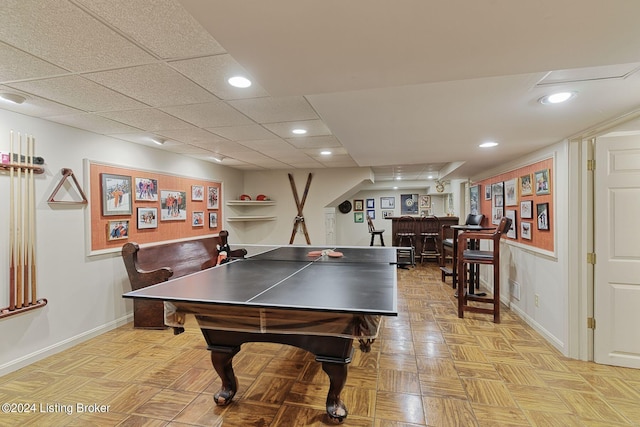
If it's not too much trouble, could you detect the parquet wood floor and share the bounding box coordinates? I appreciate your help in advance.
[1,263,639,426]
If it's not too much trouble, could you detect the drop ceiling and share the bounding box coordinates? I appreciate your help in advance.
[1,0,640,184]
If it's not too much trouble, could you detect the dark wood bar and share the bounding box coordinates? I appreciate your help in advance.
[385,216,459,258]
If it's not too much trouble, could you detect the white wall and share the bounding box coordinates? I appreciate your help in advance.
[0,109,243,375]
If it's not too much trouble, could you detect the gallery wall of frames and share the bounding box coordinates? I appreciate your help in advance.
[471,157,554,253]
[88,161,222,253]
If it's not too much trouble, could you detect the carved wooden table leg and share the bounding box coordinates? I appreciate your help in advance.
[322,361,348,423]
[209,345,240,406]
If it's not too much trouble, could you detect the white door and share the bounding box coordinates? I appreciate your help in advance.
[594,134,640,368]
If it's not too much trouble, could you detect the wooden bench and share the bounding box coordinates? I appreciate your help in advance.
[121,230,247,329]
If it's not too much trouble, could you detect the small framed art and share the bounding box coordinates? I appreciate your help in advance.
[207,186,219,209]
[520,174,533,196]
[192,211,204,226]
[366,198,375,209]
[137,207,157,229]
[161,190,187,220]
[504,178,517,206]
[505,210,517,239]
[537,202,550,230]
[382,210,394,218]
[354,199,364,211]
[192,185,204,201]
[521,222,532,240]
[209,212,218,228]
[401,194,418,215]
[367,209,375,220]
[354,212,364,223]
[101,173,132,216]
[520,200,533,219]
[535,169,550,195]
[134,177,158,201]
[469,186,479,215]
[419,195,431,209]
[107,220,129,241]
[484,184,492,200]
[381,197,395,209]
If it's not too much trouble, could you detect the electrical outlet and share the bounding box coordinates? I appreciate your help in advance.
[535,294,539,307]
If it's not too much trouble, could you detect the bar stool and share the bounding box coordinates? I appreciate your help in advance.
[440,214,484,282]
[457,217,512,323]
[366,215,385,246]
[419,215,440,263]
[396,216,416,267]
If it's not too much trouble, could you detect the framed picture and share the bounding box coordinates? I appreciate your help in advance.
[419,195,431,209]
[209,212,218,229]
[420,209,431,217]
[382,210,394,218]
[401,194,419,215]
[469,186,479,215]
[101,173,132,216]
[107,219,129,241]
[192,185,204,201]
[535,169,551,195]
[537,202,550,230]
[520,200,533,219]
[207,186,219,209]
[504,178,517,206]
[492,207,503,225]
[134,177,158,201]
[136,207,157,229]
[484,184,492,200]
[354,199,364,211]
[161,190,187,220]
[505,210,517,239]
[366,198,375,209]
[520,174,533,196]
[521,222,532,240]
[367,209,375,219]
[192,211,204,226]
[354,212,364,223]
[381,197,395,209]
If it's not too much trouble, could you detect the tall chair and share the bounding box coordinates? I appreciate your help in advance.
[456,217,512,323]
[395,216,416,267]
[366,215,385,246]
[440,214,484,282]
[419,215,440,263]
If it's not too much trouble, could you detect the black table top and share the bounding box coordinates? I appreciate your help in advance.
[123,245,398,316]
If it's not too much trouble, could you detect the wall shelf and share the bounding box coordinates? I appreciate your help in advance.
[226,200,276,206]
[227,216,277,222]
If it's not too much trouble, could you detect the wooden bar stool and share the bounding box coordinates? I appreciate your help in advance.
[395,216,416,267]
[419,215,440,263]
[366,215,385,246]
[457,217,512,323]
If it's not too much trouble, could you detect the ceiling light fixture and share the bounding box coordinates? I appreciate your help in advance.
[211,155,224,163]
[320,150,331,155]
[292,128,307,135]
[0,93,27,104]
[479,141,499,148]
[228,76,252,88]
[151,137,166,145]
[539,91,576,105]
[395,176,402,180]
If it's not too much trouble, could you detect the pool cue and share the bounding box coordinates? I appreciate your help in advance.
[16,133,23,309]
[9,131,16,311]
[29,135,37,305]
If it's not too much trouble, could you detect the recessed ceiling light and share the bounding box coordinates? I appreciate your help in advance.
[393,186,398,190]
[479,141,499,148]
[539,91,576,105]
[320,150,331,155]
[228,76,252,88]
[427,175,434,179]
[395,176,402,180]
[292,128,307,135]
[0,93,27,104]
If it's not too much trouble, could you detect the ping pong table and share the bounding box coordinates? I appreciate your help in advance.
[123,245,398,423]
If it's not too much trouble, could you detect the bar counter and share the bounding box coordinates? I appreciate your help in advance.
[385,216,460,256]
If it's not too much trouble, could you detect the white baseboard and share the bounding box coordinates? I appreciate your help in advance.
[0,314,133,377]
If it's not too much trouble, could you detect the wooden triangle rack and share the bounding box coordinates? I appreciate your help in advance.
[48,168,88,204]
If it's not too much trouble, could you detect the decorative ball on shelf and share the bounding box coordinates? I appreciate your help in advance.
[239,194,251,200]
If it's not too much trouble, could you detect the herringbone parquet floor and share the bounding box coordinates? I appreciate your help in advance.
[1,263,639,426]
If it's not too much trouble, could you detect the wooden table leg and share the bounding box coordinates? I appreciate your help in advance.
[322,361,349,423]
[209,345,240,405]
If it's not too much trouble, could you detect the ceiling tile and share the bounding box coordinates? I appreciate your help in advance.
[206,124,277,141]
[0,85,82,118]
[285,135,343,149]
[83,63,218,107]
[263,119,331,139]
[45,113,142,134]
[109,133,182,147]
[7,75,146,112]
[227,96,318,123]
[0,0,153,71]
[170,54,270,100]
[0,41,69,82]
[155,127,229,145]
[190,140,253,155]
[237,138,296,152]
[161,101,253,127]
[162,143,212,155]
[75,0,226,59]
[97,108,194,131]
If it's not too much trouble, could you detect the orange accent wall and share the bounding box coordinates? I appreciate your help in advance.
[89,162,222,252]
[475,158,554,252]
